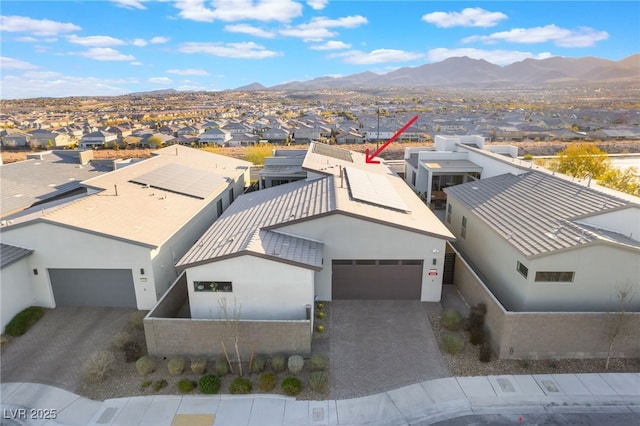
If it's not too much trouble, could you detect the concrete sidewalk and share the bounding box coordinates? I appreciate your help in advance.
[1,373,639,426]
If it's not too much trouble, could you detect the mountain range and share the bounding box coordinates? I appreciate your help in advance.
[237,54,640,91]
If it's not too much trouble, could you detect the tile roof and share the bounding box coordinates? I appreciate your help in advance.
[444,171,635,257]
[0,243,33,269]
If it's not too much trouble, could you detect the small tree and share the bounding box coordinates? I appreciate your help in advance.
[555,143,611,179]
[605,283,634,370]
[219,297,243,376]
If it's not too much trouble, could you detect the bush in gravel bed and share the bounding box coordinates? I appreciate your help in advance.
[135,355,156,376]
[5,307,44,337]
[153,379,168,392]
[288,355,304,374]
[469,327,485,346]
[168,357,185,375]
[310,353,329,372]
[251,354,266,374]
[480,342,492,363]
[191,358,207,375]
[82,351,116,384]
[123,341,144,363]
[111,330,133,350]
[441,333,465,355]
[309,371,329,393]
[128,310,148,331]
[281,377,302,396]
[440,308,463,331]
[215,356,229,376]
[230,377,252,394]
[258,372,277,392]
[178,379,196,393]
[198,374,221,394]
[270,354,287,373]
[141,379,152,389]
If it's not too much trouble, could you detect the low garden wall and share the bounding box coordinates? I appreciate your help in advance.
[449,243,640,360]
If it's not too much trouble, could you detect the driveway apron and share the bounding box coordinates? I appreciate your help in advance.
[329,300,448,399]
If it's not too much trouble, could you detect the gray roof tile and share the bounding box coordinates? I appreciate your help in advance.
[0,243,33,269]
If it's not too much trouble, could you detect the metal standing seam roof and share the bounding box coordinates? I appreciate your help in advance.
[444,171,633,257]
[0,243,33,269]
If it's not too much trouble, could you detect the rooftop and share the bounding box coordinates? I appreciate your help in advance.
[0,243,33,269]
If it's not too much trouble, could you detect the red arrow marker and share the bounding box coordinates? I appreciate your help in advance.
[365,115,419,164]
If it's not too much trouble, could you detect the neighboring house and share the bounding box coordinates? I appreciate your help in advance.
[79,130,117,148]
[0,146,251,331]
[258,149,307,189]
[1,130,31,148]
[176,125,202,137]
[0,243,35,331]
[261,127,289,144]
[335,130,364,144]
[199,128,230,145]
[227,133,259,147]
[28,129,70,147]
[444,171,640,312]
[290,126,321,144]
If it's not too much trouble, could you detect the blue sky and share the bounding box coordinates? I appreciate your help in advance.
[1,1,638,99]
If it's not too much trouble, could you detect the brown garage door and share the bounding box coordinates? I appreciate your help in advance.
[332,259,423,299]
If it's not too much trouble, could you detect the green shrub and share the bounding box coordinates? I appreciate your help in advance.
[316,311,326,319]
[230,377,252,394]
[288,355,304,374]
[479,342,492,363]
[112,330,133,350]
[441,333,465,355]
[469,327,485,346]
[270,354,287,373]
[258,372,277,392]
[251,354,266,374]
[128,310,148,331]
[168,357,185,375]
[123,341,144,363]
[441,308,463,331]
[215,356,229,376]
[198,374,221,394]
[523,154,534,161]
[310,353,329,372]
[5,307,44,337]
[309,371,329,393]
[316,303,324,310]
[281,377,302,396]
[82,351,116,384]
[178,379,196,393]
[469,303,487,329]
[191,359,207,375]
[141,379,152,389]
[153,379,168,392]
[135,355,156,376]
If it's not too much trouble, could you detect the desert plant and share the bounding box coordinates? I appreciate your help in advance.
[215,356,229,376]
[111,330,133,350]
[316,303,324,310]
[309,371,329,393]
[251,354,266,374]
[288,355,304,374]
[191,358,207,375]
[230,377,253,394]
[141,379,152,389]
[198,374,221,394]
[519,358,532,369]
[258,372,277,392]
[316,325,325,333]
[479,342,492,363]
[469,327,485,346]
[123,341,144,363]
[128,310,147,331]
[135,355,156,376]
[281,377,302,396]
[270,354,287,373]
[440,308,463,331]
[441,333,465,355]
[178,379,196,393]
[168,357,186,376]
[316,311,326,319]
[153,379,168,392]
[468,303,487,329]
[310,353,329,372]
[82,351,116,384]
[5,307,44,337]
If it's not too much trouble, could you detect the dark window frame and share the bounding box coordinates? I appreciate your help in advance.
[534,271,575,283]
[516,261,529,278]
[194,281,233,292]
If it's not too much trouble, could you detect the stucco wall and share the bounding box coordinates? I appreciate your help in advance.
[276,213,448,302]
[1,257,36,332]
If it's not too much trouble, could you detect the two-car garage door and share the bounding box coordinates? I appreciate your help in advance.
[332,259,423,299]
[48,268,137,308]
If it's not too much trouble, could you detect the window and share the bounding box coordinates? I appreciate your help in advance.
[217,199,223,217]
[411,170,416,186]
[535,272,575,282]
[517,261,529,278]
[229,187,234,204]
[446,204,452,224]
[194,281,233,292]
[461,216,467,239]
[355,259,376,265]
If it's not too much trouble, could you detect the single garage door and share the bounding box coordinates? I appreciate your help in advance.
[48,268,137,308]
[332,259,423,299]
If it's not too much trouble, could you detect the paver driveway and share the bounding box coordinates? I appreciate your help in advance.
[0,307,133,391]
[329,300,448,399]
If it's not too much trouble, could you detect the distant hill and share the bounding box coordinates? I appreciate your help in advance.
[261,54,640,91]
[233,82,266,91]
[127,88,178,96]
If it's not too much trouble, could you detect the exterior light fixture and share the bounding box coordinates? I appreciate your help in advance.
[33,268,38,275]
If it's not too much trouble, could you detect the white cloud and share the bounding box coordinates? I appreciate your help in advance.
[180,41,281,59]
[15,36,38,42]
[176,84,208,91]
[310,40,351,50]
[130,61,144,66]
[463,25,609,48]
[167,68,210,76]
[111,0,147,9]
[280,15,367,41]
[174,0,302,23]
[150,36,170,44]
[76,47,136,61]
[0,56,38,70]
[131,36,169,47]
[422,8,507,28]
[225,24,275,38]
[0,15,81,36]
[307,0,328,10]
[149,77,172,84]
[426,48,553,65]
[132,38,148,47]
[330,49,424,65]
[22,70,62,79]
[66,34,126,47]
[0,74,137,99]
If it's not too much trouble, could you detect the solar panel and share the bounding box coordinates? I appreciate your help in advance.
[130,163,226,199]
[312,143,353,162]
[344,167,410,212]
